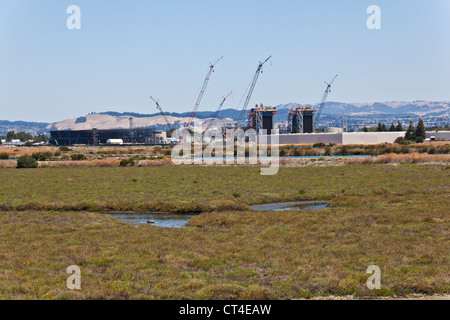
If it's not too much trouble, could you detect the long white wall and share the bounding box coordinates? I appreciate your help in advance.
[259,132,406,145]
[260,133,343,145]
[342,132,405,144]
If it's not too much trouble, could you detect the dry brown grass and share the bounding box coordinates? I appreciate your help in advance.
[347,153,450,165]
[0,160,16,168]
[39,158,174,167]
[39,159,120,167]
[137,158,174,166]
[0,146,57,157]
[3,153,449,169]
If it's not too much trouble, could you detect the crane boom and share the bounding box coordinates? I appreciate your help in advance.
[238,56,271,124]
[203,91,232,133]
[150,96,171,128]
[187,56,223,129]
[314,74,338,128]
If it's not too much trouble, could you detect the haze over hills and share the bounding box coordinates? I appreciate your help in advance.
[0,120,49,136]
[1,101,449,135]
[275,101,450,117]
[46,113,234,132]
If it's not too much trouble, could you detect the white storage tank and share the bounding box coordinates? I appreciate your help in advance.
[106,139,124,145]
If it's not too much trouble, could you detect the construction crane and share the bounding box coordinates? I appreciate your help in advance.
[150,96,171,129]
[203,91,232,133]
[187,56,223,130]
[314,74,338,128]
[237,56,272,126]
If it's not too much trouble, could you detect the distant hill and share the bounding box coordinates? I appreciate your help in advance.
[1,101,448,135]
[46,113,235,132]
[275,101,450,116]
[0,120,49,136]
[98,108,240,120]
[273,101,450,122]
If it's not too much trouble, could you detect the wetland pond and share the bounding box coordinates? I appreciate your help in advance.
[110,201,329,228]
[109,213,194,228]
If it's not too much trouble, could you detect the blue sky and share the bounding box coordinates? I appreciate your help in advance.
[1,0,449,122]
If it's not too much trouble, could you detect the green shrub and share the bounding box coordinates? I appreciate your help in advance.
[119,158,135,167]
[0,152,9,159]
[313,142,326,148]
[54,151,61,157]
[71,153,86,161]
[339,146,349,155]
[59,146,71,152]
[161,148,173,156]
[16,155,38,168]
[394,137,409,145]
[32,152,50,161]
[119,159,128,167]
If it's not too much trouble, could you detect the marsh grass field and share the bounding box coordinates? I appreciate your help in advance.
[0,164,449,299]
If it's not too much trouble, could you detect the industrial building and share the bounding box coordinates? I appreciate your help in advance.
[426,131,450,141]
[50,128,160,146]
[288,106,317,133]
[247,104,277,135]
[45,55,446,147]
[149,131,167,144]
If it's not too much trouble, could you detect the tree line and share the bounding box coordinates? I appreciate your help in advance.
[3,131,48,144]
[361,119,426,143]
[361,122,404,132]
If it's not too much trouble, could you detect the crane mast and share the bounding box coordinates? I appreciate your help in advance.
[314,74,338,128]
[187,56,223,130]
[203,91,232,133]
[237,56,272,125]
[150,96,171,129]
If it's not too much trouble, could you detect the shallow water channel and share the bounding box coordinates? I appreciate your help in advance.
[110,201,329,228]
[109,213,194,228]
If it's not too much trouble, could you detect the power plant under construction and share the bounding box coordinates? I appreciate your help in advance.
[50,56,409,146]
